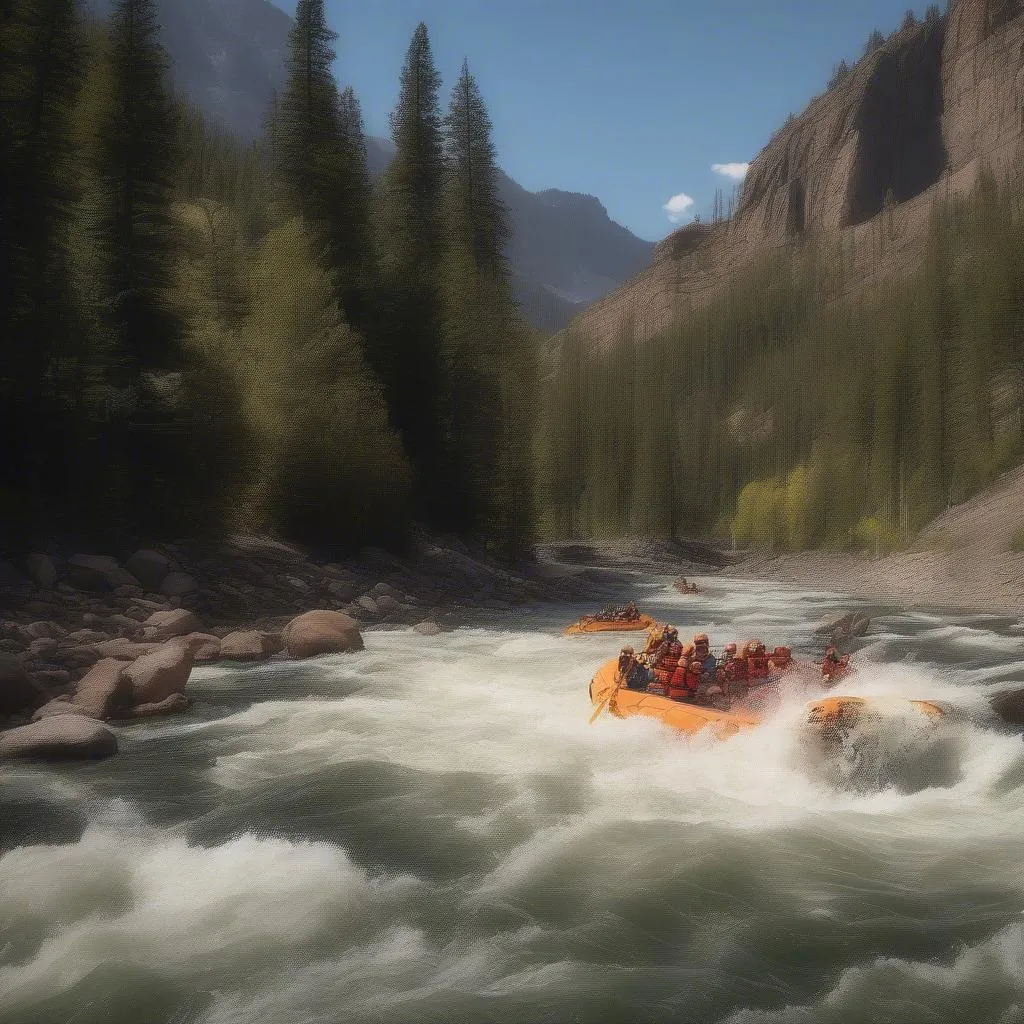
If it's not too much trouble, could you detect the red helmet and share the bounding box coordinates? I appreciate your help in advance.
[724,642,737,653]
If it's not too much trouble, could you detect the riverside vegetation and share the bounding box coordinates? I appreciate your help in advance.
[1,0,535,560]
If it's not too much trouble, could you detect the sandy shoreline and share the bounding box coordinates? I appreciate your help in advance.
[725,548,1024,620]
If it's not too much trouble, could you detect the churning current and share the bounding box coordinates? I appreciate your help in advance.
[3,577,1024,1024]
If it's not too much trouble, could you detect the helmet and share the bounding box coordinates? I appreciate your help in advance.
[724,642,737,653]
[694,632,709,644]
[621,646,634,656]
[825,646,837,657]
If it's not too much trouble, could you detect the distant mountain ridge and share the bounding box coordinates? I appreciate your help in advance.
[87,0,653,332]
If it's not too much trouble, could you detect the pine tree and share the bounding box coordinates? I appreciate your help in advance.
[85,0,180,385]
[0,0,86,546]
[373,22,447,522]
[276,1,371,332]
[439,59,517,539]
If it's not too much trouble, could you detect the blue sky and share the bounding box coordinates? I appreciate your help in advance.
[275,1,939,242]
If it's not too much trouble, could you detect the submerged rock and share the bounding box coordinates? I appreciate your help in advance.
[991,688,1024,728]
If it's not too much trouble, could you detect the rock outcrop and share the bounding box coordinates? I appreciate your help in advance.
[565,0,1024,351]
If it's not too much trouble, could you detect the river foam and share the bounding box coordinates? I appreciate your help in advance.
[3,579,1024,1023]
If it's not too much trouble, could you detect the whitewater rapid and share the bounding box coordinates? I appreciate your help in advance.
[3,577,1024,1024]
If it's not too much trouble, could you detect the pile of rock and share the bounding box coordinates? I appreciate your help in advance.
[0,608,364,762]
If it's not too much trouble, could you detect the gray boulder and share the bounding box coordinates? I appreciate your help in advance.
[66,554,140,592]
[126,548,173,592]
[0,715,117,760]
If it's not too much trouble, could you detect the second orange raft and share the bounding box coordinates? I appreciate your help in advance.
[565,614,656,636]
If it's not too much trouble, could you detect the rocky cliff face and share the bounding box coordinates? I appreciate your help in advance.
[569,0,1024,349]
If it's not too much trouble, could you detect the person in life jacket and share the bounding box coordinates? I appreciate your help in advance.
[821,647,850,684]
[700,666,730,710]
[623,601,639,621]
[744,639,770,682]
[693,632,717,677]
[653,633,684,687]
[768,646,792,672]
[648,624,679,663]
[667,657,690,701]
[643,655,669,695]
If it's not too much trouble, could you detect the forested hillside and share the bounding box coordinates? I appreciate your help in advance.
[0,0,534,558]
[538,167,1024,552]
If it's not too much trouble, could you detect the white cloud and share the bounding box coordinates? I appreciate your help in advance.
[662,192,695,223]
[712,162,750,180]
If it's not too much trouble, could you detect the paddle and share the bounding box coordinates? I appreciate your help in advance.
[589,669,626,725]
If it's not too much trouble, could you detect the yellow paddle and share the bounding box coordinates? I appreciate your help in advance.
[589,670,626,725]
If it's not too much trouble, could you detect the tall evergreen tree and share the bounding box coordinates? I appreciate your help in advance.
[275,1,371,330]
[373,22,447,522]
[85,0,180,385]
[0,0,85,546]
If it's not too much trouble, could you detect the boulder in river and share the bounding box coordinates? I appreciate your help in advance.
[815,611,871,642]
[282,610,364,659]
[125,643,194,705]
[413,621,443,636]
[115,692,191,719]
[72,657,131,719]
[990,689,1024,728]
[219,630,282,661]
[0,715,117,761]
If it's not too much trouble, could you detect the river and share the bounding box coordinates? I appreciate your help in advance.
[3,575,1024,1024]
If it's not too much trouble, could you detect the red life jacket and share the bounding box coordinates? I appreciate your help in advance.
[726,656,747,682]
[747,654,769,679]
[771,647,792,669]
[667,663,689,700]
[685,663,704,691]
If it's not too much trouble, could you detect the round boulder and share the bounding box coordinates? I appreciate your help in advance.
[282,610,364,659]
[0,715,118,761]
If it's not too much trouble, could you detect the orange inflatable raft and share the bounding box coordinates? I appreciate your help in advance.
[590,660,947,741]
[565,614,656,636]
[588,658,762,739]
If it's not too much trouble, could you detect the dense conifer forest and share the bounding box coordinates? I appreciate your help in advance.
[0,0,536,558]
[6,0,1024,562]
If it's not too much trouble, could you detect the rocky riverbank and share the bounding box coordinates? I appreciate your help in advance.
[0,532,621,759]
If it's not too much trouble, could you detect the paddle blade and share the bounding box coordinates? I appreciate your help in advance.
[588,673,624,725]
